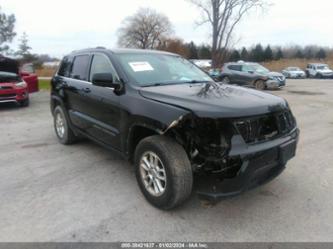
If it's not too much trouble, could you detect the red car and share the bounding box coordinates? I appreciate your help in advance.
[0,56,39,107]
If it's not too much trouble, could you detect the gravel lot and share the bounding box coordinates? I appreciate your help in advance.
[0,79,333,242]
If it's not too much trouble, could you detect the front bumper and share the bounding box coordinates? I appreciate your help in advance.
[0,88,29,104]
[266,79,286,89]
[289,74,306,79]
[195,128,300,201]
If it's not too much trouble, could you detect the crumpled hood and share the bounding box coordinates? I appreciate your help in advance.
[139,83,288,118]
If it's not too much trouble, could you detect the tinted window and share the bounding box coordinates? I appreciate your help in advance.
[58,56,73,77]
[89,54,120,82]
[228,65,242,71]
[71,55,90,81]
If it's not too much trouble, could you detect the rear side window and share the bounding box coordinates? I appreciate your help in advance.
[228,65,242,71]
[58,57,73,77]
[70,55,90,81]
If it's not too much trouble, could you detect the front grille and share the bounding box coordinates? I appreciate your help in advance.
[235,111,296,144]
[0,86,13,90]
[274,76,284,82]
[0,93,16,98]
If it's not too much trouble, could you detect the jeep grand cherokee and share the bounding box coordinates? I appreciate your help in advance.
[51,48,299,209]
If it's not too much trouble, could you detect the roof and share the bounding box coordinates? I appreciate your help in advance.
[308,63,328,66]
[70,47,178,56]
[225,61,259,65]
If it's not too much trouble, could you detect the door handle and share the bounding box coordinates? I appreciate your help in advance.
[82,87,91,93]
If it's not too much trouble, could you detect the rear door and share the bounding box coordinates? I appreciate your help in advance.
[227,64,242,83]
[64,54,94,130]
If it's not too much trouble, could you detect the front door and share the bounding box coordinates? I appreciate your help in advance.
[83,53,121,150]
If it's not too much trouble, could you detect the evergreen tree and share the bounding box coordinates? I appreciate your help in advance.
[187,41,199,59]
[305,48,313,59]
[16,32,32,61]
[264,45,273,61]
[240,47,249,61]
[251,44,265,62]
[275,48,284,60]
[198,45,212,59]
[316,49,326,59]
[295,49,304,59]
[229,50,241,62]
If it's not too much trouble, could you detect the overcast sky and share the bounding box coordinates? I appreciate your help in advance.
[1,0,331,57]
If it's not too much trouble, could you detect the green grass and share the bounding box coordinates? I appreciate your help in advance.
[38,79,51,90]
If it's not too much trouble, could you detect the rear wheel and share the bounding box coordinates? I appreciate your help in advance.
[53,105,77,145]
[135,136,193,210]
[255,80,266,90]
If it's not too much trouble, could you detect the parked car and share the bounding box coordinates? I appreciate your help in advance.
[51,48,299,209]
[0,56,39,107]
[306,63,333,78]
[282,67,306,79]
[221,62,286,90]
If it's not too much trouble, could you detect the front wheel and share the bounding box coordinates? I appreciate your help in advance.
[135,136,193,210]
[221,76,231,84]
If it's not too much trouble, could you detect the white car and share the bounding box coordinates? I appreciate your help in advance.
[306,63,333,78]
[282,67,306,79]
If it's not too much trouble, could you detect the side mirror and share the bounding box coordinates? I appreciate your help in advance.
[92,73,121,90]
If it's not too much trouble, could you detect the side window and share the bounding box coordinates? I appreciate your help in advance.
[89,54,120,82]
[58,56,73,77]
[242,65,251,72]
[228,65,241,71]
[70,55,90,81]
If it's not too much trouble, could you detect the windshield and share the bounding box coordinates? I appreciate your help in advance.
[252,64,270,74]
[116,53,213,86]
[289,67,301,71]
[317,65,329,70]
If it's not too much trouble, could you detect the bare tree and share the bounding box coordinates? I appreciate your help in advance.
[189,0,267,67]
[117,8,173,49]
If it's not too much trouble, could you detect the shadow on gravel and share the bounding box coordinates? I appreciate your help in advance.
[0,102,22,111]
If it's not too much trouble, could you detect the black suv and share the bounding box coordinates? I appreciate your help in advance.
[51,48,299,209]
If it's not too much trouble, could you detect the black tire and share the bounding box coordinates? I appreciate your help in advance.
[135,135,193,210]
[53,105,77,145]
[306,71,310,78]
[316,73,323,79]
[221,76,231,84]
[19,98,29,107]
[255,80,266,90]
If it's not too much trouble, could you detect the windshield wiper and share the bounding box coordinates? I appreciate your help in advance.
[141,80,214,88]
[182,80,212,84]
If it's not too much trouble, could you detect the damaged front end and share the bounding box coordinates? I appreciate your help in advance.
[164,110,300,201]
